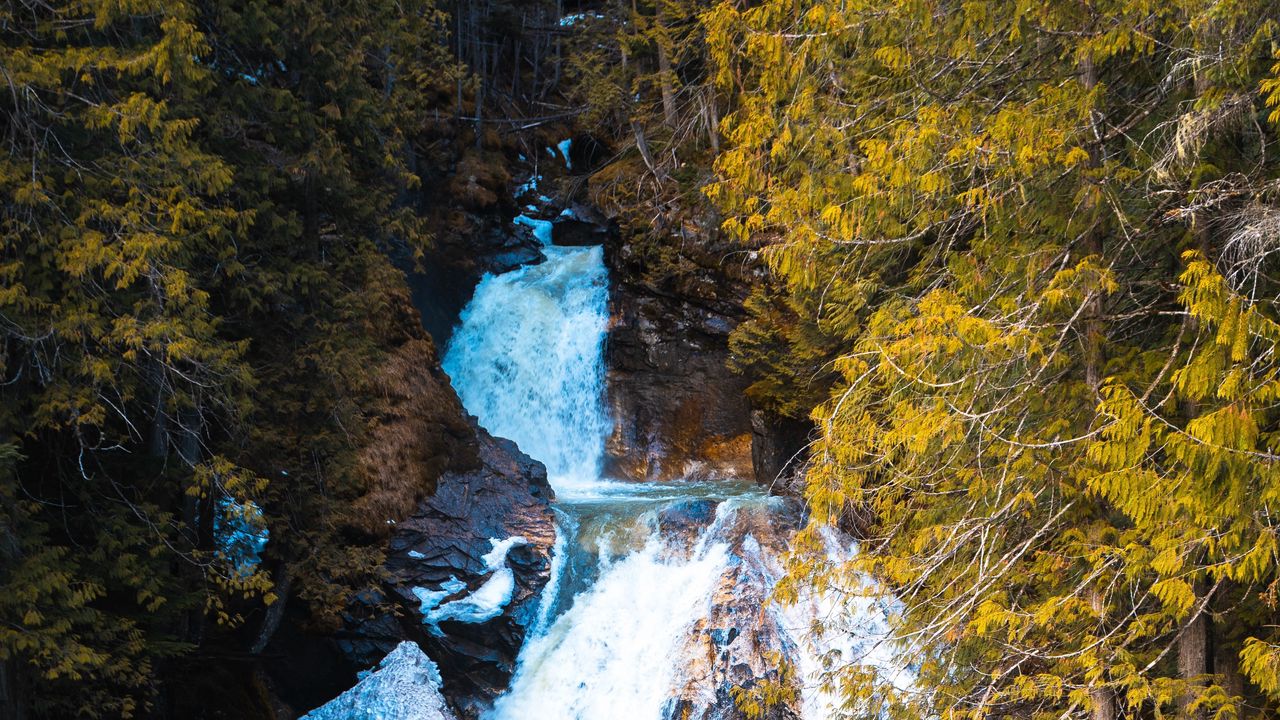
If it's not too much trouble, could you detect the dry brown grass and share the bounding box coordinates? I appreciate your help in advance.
[350,335,477,536]
[1151,94,1253,183]
[1221,203,1280,299]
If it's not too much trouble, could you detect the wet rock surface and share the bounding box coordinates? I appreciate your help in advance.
[602,219,759,483]
[655,498,719,544]
[551,204,617,247]
[666,498,807,720]
[396,219,545,348]
[750,410,813,496]
[339,427,557,719]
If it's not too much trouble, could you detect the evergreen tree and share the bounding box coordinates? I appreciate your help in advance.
[706,1,1280,718]
[1,0,458,715]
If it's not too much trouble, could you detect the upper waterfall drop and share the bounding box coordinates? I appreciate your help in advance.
[442,244,611,496]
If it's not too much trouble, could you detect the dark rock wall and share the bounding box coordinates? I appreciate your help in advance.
[750,410,812,496]
[391,216,544,349]
[601,218,760,483]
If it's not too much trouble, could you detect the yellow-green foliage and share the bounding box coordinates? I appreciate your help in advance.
[0,0,456,715]
[707,1,1280,719]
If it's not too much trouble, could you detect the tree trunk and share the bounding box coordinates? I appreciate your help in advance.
[1079,53,1105,394]
[552,0,563,88]
[251,565,293,655]
[455,3,464,117]
[657,38,677,128]
[1,660,25,720]
[1178,584,1211,720]
[1089,588,1116,720]
[704,86,720,153]
[149,360,169,459]
[632,121,665,181]
[1216,637,1245,703]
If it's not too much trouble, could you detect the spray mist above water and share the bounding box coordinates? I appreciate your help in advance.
[443,245,611,495]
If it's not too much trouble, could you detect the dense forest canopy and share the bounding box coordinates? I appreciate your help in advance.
[5,0,1280,719]
[1,0,459,715]
[703,2,1280,720]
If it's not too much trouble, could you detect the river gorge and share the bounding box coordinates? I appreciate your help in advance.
[301,194,908,720]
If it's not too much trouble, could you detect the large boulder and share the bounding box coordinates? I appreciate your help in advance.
[302,642,456,720]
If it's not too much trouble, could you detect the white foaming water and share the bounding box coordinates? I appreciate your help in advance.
[443,245,611,495]
[488,517,731,720]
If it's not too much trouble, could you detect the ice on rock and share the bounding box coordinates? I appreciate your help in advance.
[513,214,553,245]
[412,577,468,617]
[515,174,541,196]
[302,642,455,720]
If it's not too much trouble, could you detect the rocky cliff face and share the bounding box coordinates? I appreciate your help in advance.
[339,427,557,719]
[392,214,544,348]
[600,209,760,483]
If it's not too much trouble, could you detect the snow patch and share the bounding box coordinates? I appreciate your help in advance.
[559,12,605,26]
[418,538,528,633]
[301,642,455,720]
[515,174,541,196]
[556,139,573,170]
[514,214,553,246]
[412,577,468,617]
[482,536,528,569]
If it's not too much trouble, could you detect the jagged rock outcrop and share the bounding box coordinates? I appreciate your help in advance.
[302,642,457,720]
[665,498,806,720]
[339,428,556,719]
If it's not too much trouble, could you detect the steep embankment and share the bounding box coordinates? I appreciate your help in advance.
[258,271,557,719]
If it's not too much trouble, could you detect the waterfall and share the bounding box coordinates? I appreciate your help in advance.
[443,245,611,496]
[434,217,911,719]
